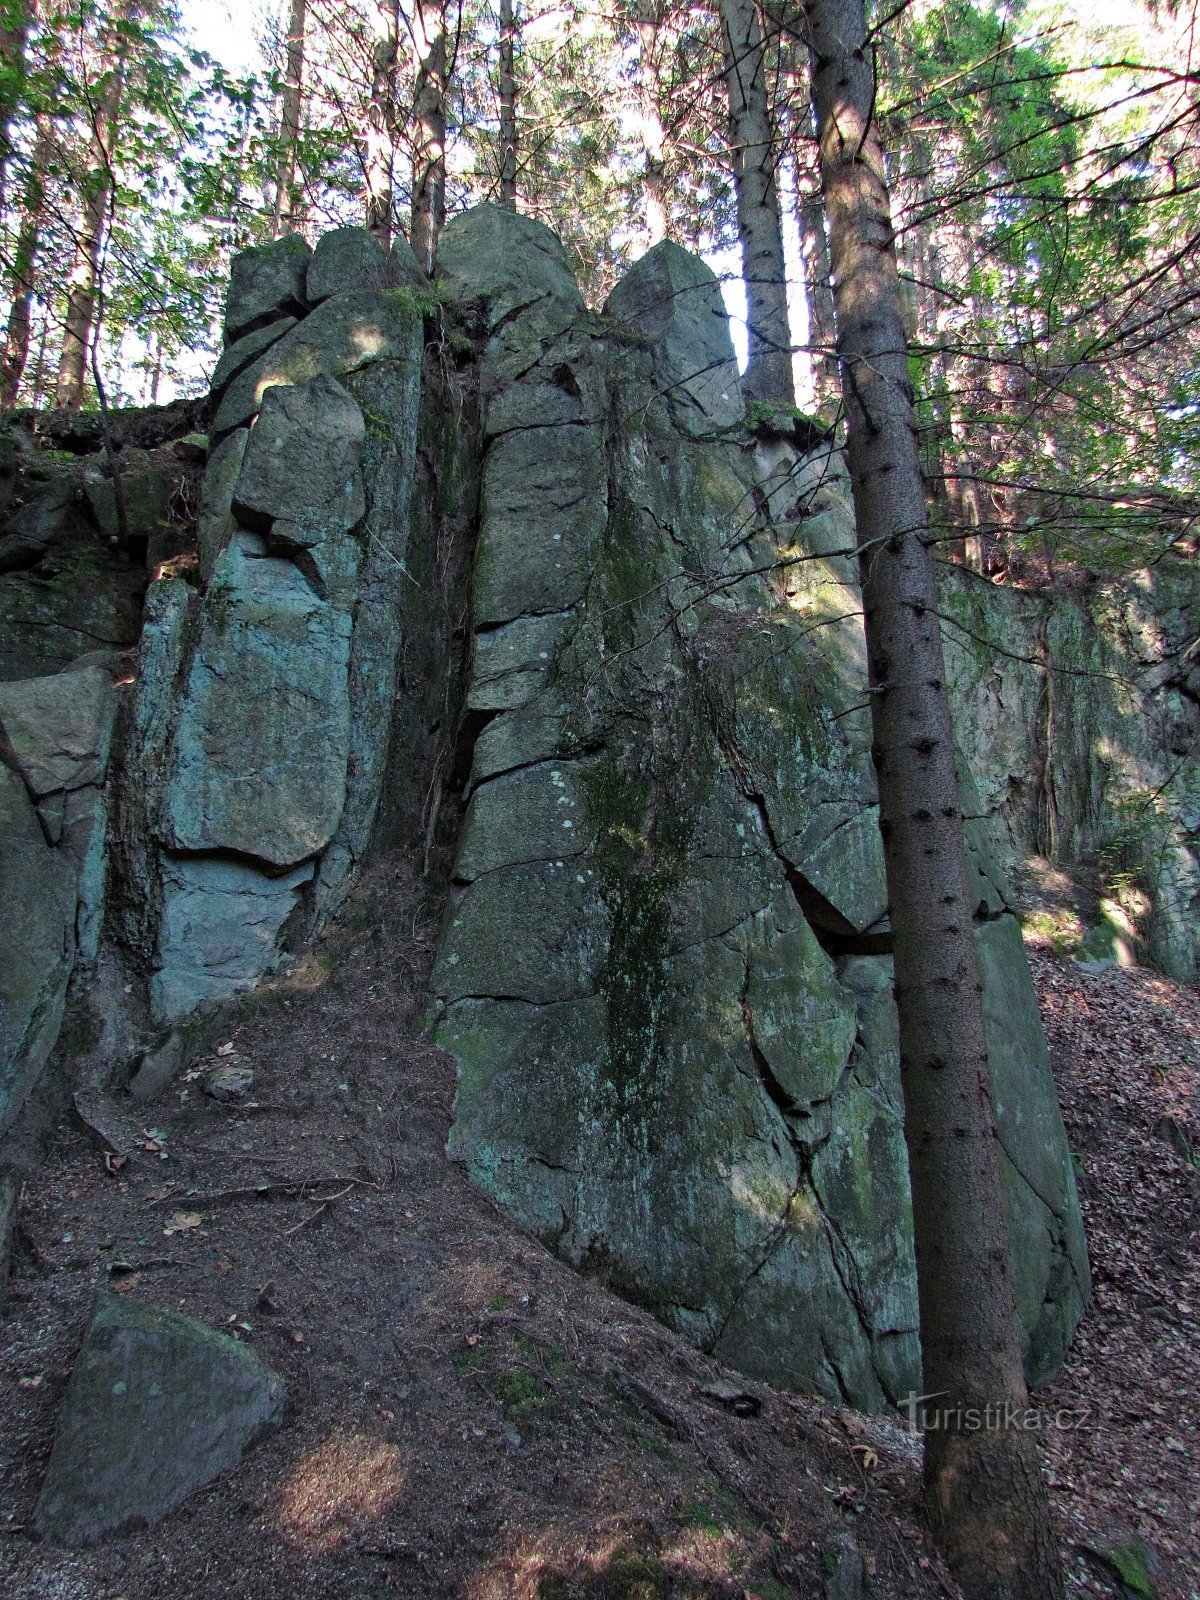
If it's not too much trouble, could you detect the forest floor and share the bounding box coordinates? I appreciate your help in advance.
[0,858,1196,1600]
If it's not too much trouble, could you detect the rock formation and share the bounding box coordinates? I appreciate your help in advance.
[3,203,1197,1409]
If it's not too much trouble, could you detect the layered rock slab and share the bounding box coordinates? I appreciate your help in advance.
[432,214,1089,1408]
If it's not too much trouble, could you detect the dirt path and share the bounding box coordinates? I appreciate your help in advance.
[0,866,1195,1598]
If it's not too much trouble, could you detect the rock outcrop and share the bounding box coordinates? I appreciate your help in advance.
[123,237,425,1021]
[426,213,1088,1405]
[8,207,1198,1414]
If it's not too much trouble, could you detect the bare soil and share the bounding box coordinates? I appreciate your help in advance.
[0,864,1196,1599]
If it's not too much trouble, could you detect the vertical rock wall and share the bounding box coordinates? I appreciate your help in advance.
[122,228,425,1021]
[427,207,1089,1408]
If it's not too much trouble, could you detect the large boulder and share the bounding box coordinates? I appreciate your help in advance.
[603,240,744,437]
[0,664,115,796]
[212,288,423,436]
[306,224,427,303]
[232,373,366,546]
[224,234,311,341]
[36,1294,285,1545]
[160,535,354,869]
[436,202,584,335]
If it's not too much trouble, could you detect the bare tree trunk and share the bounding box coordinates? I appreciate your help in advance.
[364,0,399,241]
[496,0,517,210]
[0,0,30,220]
[1,107,52,408]
[719,0,793,406]
[410,0,447,273]
[634,0,668,244]
[793,110,837,409]
[56,0,131,411]
[805,0,1064,1595]
[29,299,48,406]
[272,0,307,237]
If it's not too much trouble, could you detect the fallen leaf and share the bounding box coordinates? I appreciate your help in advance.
[216,1041,235,1057]
[163,1211,202,1235]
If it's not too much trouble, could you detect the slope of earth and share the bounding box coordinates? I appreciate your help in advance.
[0,859,1194,1600]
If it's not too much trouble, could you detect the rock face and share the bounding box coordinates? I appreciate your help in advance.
[10,209,1200,1415]
[0,664,117,1127]
[120,234,425,1021]
[36,1294,285,1545]
[428,214,1089,1406]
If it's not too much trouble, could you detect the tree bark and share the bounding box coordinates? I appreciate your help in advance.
[55,0,132,411]
[793,112,838,409]
[634,0,668,244]
[272,0,307,237]
[0,0,30,220]
[497,0,517,210]
[719,0,793,406]
[410,0,447,273]
[1,106,53,407]
[804,0,1064,1595]
[364,0,399,242]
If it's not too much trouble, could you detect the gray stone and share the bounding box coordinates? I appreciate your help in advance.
[307,225,392,303]
[745,891,857,1113]
[232,373,366,543]
[128,1030,186,1102]
[0,542,144,681]
[196,428,247,582]
[171,432,210,462]
[823,1535,869,1600]
[151,854,314,1023]
[456,762,594,881]
[0,766,75,1131]
[468,613,570,712]
[436,202,584,332]
[35,1294,285,1545]
[434,239,1089,1409]
[117,578,196,965]
[312,353,423,916]
[213,288,423,436]
[0,479,77,572]
[84,451,171,551]
[604,241,743,436]
[224,235,311,340]
[161,537,353,869]
[61,785,109,964]
[0,665,115,795]
[210,318,297,398]
[473,424,607,626]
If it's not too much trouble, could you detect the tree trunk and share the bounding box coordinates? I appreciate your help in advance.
[55,0,132,411]
[497,0,517,210]
[635,0,668,244]
[793,112,837,409]
[0,0,30,220]
[364,0,399,242]
[719,0,793,406]
[804,1,1064,1595]
[410,0,447,273]
[272,0,307,237]
[1,106,53,408]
